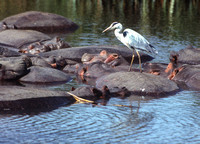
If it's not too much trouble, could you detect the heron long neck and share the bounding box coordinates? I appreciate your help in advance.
[114,28,123,41]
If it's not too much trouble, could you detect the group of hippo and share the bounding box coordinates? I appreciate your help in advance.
[0,11,200,113]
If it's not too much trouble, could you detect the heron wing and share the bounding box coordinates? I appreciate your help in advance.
[123,29,156,54]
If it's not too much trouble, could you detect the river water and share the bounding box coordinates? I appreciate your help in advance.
[0,0,200,143]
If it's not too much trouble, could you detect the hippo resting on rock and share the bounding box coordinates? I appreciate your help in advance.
[0,29,70,55]
[0,11,79,33]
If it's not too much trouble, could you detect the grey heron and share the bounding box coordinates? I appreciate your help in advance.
[102,22,158,72]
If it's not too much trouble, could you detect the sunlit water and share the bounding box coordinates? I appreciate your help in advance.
[0,0,200,143]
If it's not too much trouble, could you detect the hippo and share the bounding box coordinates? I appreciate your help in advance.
[142,52,179,78]
[30,55,67,69]
[19,66,71,83]
[19,37,70,55]
[0,29,70,55]
[63,50,132,78]
[96,71,179,96]
[0,55,31,80]
[0,11,79,33]
[168,64,200,90]
[0,46,22,57]
[0,84,126,113]
[170,45,200,65]
[81,50,129,66]
[0,86,73,113]
[40,45,154,63]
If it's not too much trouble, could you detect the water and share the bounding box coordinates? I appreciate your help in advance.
[1,0,200,143]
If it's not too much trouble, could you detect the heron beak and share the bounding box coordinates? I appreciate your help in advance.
[102,26,112,33]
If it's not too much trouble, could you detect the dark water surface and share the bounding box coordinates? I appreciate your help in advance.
[1,0,200,143]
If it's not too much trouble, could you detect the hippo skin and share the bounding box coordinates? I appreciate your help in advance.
[96,71,179,96]
[169,64,200,90]
[170,45,200,65]
[20,66,71,83]
[0,56,31,80]
[0,11,79,33]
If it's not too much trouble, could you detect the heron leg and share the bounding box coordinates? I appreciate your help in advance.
[136,50,142,73]
[128,53,134,71]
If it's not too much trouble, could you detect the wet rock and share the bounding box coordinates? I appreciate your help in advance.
[170,45,200,65]
[0,11,79,33]
[40,45,154,63]
[169,64,200,90]
[20,66,71,83]
[0,56,31,80]
[96,71,179,96]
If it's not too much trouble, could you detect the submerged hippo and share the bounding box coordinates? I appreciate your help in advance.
[81,50,129,66]
[0,11,79,33]
[142,53,178,77]
[168,64,200,90]
[64,50,132,78]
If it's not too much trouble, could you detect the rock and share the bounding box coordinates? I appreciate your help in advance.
[170,45,200,65]
[40,45,154,63]
[0,56,31,80]
[20,66,71,83]
[0,11,79,33]
[169,64,200,90]
[96,71,179,96]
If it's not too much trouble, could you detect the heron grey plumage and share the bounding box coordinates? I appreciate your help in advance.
[102,22,158,72]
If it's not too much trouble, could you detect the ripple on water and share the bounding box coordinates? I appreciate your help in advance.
[0,92,200,143]
[0,98,154,143]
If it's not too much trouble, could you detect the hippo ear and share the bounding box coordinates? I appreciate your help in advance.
[91,88,102,98]
[170,51,178,64]
[71,87,75,91]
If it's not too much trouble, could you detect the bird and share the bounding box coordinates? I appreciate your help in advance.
[102,22,158,72]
